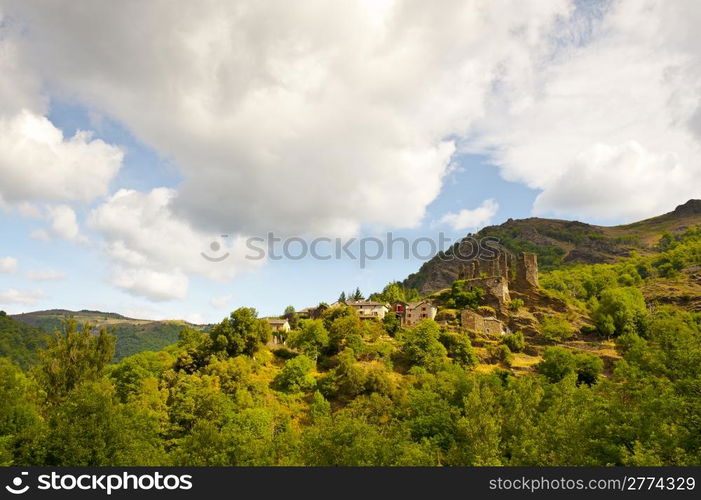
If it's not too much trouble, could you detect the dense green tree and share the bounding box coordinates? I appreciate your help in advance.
[573,352,604,386]
[45,380,165,465]
[536,347,575,383]
[328,315,364,354]
[401,320,447,372]
[288,320,328,359]
[382,311,401,336]
[37,319,115,401]
[274,355,316,392]
[210,308,271,357]
[283,306,299,330]
[439,331,477,368]
[0,359,44,465]
[593,287,647,337]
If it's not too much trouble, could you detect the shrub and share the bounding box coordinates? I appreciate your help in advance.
[401,320,447,372]
[592,287,647,337]
[508,298,524,312]
[574,353,604,386]
[540,317,574,343]
[435,309,458,322]
[501,331,525,353]
[439,332,477,368]
[536,346,575,382]
[486,344,513,367]
[364,365,395,396]
[274,355,316,392]
[272,347,297,360]
[477,306,496,316]
[334,349,367,398]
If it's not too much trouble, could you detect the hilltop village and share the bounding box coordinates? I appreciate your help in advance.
[265,250,543,341]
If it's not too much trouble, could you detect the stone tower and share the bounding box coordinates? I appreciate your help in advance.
[516,253,539,289]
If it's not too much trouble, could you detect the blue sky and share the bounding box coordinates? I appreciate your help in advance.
[2,1,700,323]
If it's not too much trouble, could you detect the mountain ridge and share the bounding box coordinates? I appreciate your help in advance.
[404,199,701,295]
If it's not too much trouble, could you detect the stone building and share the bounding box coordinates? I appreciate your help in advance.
[461,309,505,335]
[457,251,538,310]
[346,300,389,319]
[393,300,437,327]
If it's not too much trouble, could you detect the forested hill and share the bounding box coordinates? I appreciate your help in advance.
[0,311,46,369]
[8,309,192,362]
[404,199,701,295]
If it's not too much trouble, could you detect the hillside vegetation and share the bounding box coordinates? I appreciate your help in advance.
[9,310,189,361]
[1,225,700,466]
[0,312,45,369]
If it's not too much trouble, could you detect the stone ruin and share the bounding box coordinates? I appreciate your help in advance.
[461,309,506,335]
[457,251,539,311]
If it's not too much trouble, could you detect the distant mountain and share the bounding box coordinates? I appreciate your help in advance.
[404,199,701,295]
[10,309,197,361]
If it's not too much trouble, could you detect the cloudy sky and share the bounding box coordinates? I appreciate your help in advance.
[1,0,700,322]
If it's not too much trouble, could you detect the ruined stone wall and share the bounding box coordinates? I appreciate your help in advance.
[482,318,505,335]
[463,276,510,306]
[461,310,505,335]
[461,310,484,331]
[459,250,538,292]
[516,253,539,289]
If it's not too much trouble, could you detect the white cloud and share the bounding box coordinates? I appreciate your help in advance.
[466,0,701,221]
[440,199,499,232]
[209,295,234,309]
[0,13,123,216]
[0,288,46,305]
[2,0,570,236]
[48,205,80,240]
[89,188,264,301]
[0,256,18,274]
[27,205,82,242]
[0,110,123,206]
[111,267,188,302]
[2,0,699,252]
[29,229,50,241]
[532,141,693,220]
[27,269,66,281]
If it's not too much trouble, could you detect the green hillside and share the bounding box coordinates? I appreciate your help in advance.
[0,312,46,369]
[1,207,700,467]
[10,310,190,361]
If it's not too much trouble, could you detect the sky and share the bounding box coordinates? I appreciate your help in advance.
[1,0,701,323]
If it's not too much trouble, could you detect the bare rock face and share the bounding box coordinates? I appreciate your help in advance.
[672,199,701,217]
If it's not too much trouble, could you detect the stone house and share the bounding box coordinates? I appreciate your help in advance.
[393,300,438,326]
[346,300,389,319]
[266,318,291,332]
